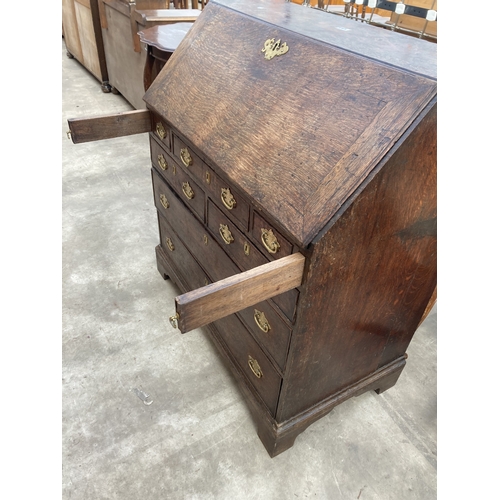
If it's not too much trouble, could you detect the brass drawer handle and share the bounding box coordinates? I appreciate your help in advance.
[180,147,193,167]
[221,187,237,210]
[254,309,271,333]
[156,122,167,139]
[219,224,234,245]
[159,193,169,209]
[261,228,280,254]
[169,313,179,329]
[248,355,263,379]
[182,182,195,200]
[158,154,168,171]
[165,237,175,251]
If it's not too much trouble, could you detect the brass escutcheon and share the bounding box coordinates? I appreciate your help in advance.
[158,154,168,171]
[156,122,167,139]
[169,313,179,329]
[221,187,237,210]
[205,171,211,184]
[165,237,175,251]
[261,228,280,254]
[248,355,263,379]
[243,241,250,256]
[254,310,271,333]
[262,38,289,60]
[182,182,195,200]
[203,234,208,245]
[159,194,169,209]
[219,224,234,245]
[180,148,193,167]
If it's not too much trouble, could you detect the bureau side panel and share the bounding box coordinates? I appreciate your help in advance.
[277,101,437,422]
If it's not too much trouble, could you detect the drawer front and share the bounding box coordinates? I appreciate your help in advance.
[207,200,266,273]
[207,199,298,322]
[205,166,250,231]
[150,139,205,222]
[172,134,205,184]
[152,168,241,283]
[251,211,293,260]
[158,213,210,292]
[213,313,282,417]
[237,301,291,373]
[153,170,294,369]
[150,112,171,151]
[150,135,176,182]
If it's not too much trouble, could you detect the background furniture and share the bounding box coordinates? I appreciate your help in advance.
[138,23,194,91]
[290,0,437,41]
[62,0,110,91]
[99,0,200,109]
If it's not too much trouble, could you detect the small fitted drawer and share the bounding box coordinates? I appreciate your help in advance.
[213,313,282,417]
[158,213,210,292]
[251,211,293,260]
[207,200,299,322]
[237,300,292,373]
[152,170,241,282]
[204,166,250,231]
[150,112,171,151]
[172,134,205,183]
[208,200,266,273]
[150,141,205,222]
[150,135,175,181]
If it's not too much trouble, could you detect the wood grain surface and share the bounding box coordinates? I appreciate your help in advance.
[144,1,437,245]
[68,110,151,143]
[175,253,305,333]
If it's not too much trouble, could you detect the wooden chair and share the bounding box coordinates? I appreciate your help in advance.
[305,1,437,42]
[173,0,208,9]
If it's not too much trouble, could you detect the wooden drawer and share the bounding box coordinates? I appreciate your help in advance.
[237,300,292,373]
[205,165,250,231]
[207,200,266,273]
[150,111,171,151]
[152,168,241,282]
[207,199,298,322]
[172,134,205,185]
[213,312,282,417]
[157,213,210,292]
[251,211,293,260]
[150,139,205,222]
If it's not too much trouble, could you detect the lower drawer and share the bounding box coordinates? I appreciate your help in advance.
[237,300,291,373]
[158,213,210,292]
[213,313,282,417]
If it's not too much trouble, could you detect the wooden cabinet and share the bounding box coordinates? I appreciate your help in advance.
[62,0,110,90]
[68,0,436,457]
[99,0,200,109]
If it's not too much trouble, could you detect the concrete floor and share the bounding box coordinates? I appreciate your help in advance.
[62,38,437,499]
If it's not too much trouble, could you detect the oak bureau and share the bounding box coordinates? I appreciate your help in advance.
[68,0,437,457]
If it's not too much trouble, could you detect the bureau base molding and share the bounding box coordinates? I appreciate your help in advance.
[250,356,406,458]
[157,241,407,458]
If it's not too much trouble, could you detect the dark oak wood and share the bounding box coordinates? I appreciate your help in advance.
[68,109,151,143]
[144,1,436,245]
[68,0,437,458]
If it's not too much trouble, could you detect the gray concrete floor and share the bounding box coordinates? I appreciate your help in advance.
[62,38,437,499]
